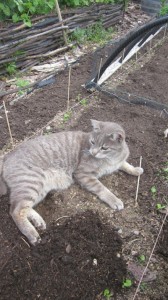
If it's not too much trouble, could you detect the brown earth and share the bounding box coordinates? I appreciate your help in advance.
[0,23,168,300]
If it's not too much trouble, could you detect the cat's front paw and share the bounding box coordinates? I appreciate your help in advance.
[133,167,144,176]
[109,198,124,211]
[30,234,41,246]
[164,128,168,138]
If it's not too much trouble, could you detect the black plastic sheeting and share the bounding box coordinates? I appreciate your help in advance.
[85,14,168,113]
[86,14,168,88]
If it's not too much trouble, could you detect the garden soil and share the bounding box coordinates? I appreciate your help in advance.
[0,31,168,300]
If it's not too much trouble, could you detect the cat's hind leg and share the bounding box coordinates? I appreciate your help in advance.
[119,161,144,176]
[10,199,42,245]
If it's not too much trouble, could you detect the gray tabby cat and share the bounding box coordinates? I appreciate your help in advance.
[0,120,143,245]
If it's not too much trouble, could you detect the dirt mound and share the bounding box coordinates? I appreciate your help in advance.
[0,210,127,300]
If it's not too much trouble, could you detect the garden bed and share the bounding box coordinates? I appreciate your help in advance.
[0,15,168,300]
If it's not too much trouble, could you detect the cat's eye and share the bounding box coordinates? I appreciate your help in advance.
[91,140,95,144]
[101,146,108,150]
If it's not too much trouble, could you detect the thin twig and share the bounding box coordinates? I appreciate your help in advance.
[3,101,14,148]
[135,156,142,207]
[55,216,70,222]
[132,210,168,300]
[20,236,31,248]
[67,66,71,111]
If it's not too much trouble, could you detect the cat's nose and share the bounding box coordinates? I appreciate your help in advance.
[91,148,99,156]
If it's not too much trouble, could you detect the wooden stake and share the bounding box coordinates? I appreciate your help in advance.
[55,0,68,45]
[67,66,71,111]
[135,156,142,207]
[3,101,14,147]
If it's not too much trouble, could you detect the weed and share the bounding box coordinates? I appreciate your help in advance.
[122,279,132,288]
[150,186,157,199]
[80,98,88,106]
[76,94,88,106]
[16,78,30,95]
[156,203,166,210]
[70,22,114,45]
[140,282,147,292]
[103,288,113,299]
[160,0,168,15]
[61,0,114,8]
[157,163,168,180]
[5,62,17,75]
[138,254,146,263]
[63,111,71,122]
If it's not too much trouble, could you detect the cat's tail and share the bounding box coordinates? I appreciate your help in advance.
[0,155,7,197]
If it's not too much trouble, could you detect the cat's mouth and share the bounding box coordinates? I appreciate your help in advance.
[82,149,90,155]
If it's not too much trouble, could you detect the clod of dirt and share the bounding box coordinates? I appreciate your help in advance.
[0,210,127,300]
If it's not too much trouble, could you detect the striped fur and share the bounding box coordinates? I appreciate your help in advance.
[0,120,143,245]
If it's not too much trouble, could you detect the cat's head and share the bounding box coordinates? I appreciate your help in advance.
[89,119,126,159]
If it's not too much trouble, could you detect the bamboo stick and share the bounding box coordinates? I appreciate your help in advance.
[3,101,14,147]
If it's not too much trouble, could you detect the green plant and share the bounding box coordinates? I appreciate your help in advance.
[140,282,147,292]
[122,279,132,288]
[156,203,166,210]
[138,254,146,263]
[16,78,30,94]
[160,0,168,16]
[60,0,115,8]
[150,186,157,199]
[0,0,55,26]
[5,62,17,75]
[76,94,88,105]
[70,22,114,45]
[80,98,88,106]
[157,163,168,180]
[103,288,113,299]
[63,111,71,122]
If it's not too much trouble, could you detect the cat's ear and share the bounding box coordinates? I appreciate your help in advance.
[109,131,125,143]
[90,119,100,132]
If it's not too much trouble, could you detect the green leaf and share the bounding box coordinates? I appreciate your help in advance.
[12,13,20,23]
[139,254,146,262]
[151,186,157,194]
[122,279,132,288]
[47,1,55,9]
[14,0,24,13]
[156,203,166,210]
[0,3,11,16]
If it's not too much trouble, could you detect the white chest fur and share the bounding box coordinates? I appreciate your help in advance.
[97,160,123,178]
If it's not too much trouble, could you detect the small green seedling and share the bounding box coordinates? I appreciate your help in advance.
[138,254,146,263]
[80,98,88,106]
[63,111,71,122]
[140,282,147,291]
[103,288,113,299]
[150,186,157,199]
[122,279,132,288]
[156,203,166,210]
[16,79,30,95]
